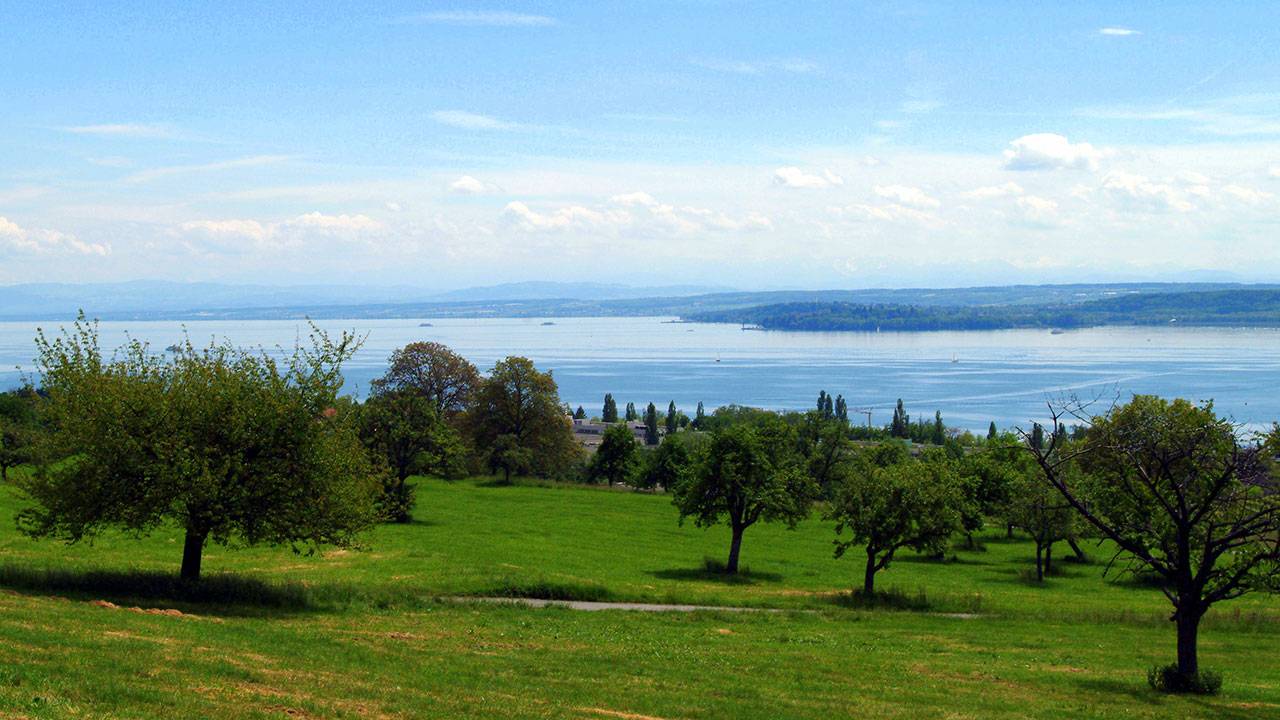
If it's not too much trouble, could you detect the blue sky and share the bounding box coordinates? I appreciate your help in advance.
[3,2,1280,289]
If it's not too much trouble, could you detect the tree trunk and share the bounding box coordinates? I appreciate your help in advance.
[1044,541,1054,576]
[1067,536,1086,561]
[863,549,878,595]
[725,524,745,574]
[1006,523,1014,539]
[180,528,207,582]
[1176,605,1203,676]
[1034,543,1044,582]
[0,463,7,483]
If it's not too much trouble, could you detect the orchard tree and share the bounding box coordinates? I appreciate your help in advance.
[1030,396,1280,686]
[1007,467,1077,581]
[18,316,380,581]
[0,388,41,482]
[636,433,698,491]
[371,341,479,418]
[589,423,640,485]
[470,356,580,479]
[358,390,466,522]
[672,414,813,573]
[829,450,962,595]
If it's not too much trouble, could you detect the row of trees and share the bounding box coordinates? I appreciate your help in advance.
[645,397,1280,685]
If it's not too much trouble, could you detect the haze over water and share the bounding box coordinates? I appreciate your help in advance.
[2,317,1278,433]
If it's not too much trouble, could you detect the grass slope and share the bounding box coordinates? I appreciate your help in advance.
[0,475,1277,718]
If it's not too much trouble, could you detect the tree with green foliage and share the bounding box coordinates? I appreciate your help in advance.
[1029,422,1045,450]
[1007,469,1076,581]
[602,393,618,423]
[371,341,479,418]
[672,414,814,573]
[644,402,660,445]
[1030,396,1280,686]
[636,433,697,491]
[988,421,998,440]
[589,423,641,486]
[18,316,380,582]
[835,394,848,423]
[0,388,41,482]
[693,401,706,429]
[358,390,467,522]
[666,401,678,435]
[573,405,587,420]
[932,411,946,445]
[470,356,580,479]
[625,401,638,421]
[829,449,962,594]
[891,399,909,438]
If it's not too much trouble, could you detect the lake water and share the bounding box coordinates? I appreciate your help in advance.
[2,317,1278,433]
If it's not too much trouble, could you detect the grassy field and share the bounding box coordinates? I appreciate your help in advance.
[0,474,1277,718]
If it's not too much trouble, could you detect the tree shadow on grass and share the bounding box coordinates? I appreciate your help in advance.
[893,553,992,567]
[1071,677,1251,718]
[0,563,322,617]
[648,566,784,585]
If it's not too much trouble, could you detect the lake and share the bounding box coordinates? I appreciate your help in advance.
[2,317,1278,433]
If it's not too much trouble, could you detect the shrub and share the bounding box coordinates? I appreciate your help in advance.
[1146,664,1223,695]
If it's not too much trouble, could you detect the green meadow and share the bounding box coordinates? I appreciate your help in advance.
[1,474,1277,719]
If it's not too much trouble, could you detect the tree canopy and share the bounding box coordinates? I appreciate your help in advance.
[672,414,813,573]
[469,356,580,479]
[829,447,962,594]
[1030,395,1280,683]
[18,316,380,581]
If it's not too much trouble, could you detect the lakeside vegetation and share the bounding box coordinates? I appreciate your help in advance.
[1,317,1278,717]
[686,289,1280,332]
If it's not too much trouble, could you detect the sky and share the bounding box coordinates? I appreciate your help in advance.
[3,1,1280,290]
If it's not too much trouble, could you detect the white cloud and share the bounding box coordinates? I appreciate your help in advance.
[61,123,175,138]
[180,219,272,242]
[1220,184,1274,205]
[1269,166,1280,179]
[1016,195,1059,225]
[125,155,291,184]
[502,194,771,237]
[0,216,109,255]
[285,212,382,232]
[1099,27,1141,36]
[502,201,610,231]
[693,58,818,75]
[1101,171,1194,212]
[398,11,556,27]
[178,213,382,251]
[961,182,1024,199]
[773,166,844,189]
[609,191,659,207]
[1003,133,1105,171]
[431,110,523,130]
[874,184,940,209]
[450,175,500,194]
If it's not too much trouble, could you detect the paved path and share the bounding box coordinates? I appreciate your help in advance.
[447,596,982,618]
[446,596,788,613]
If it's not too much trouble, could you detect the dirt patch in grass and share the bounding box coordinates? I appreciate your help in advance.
[579,707,677,720]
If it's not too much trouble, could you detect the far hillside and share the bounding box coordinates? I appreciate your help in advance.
[686,290,1280,331]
